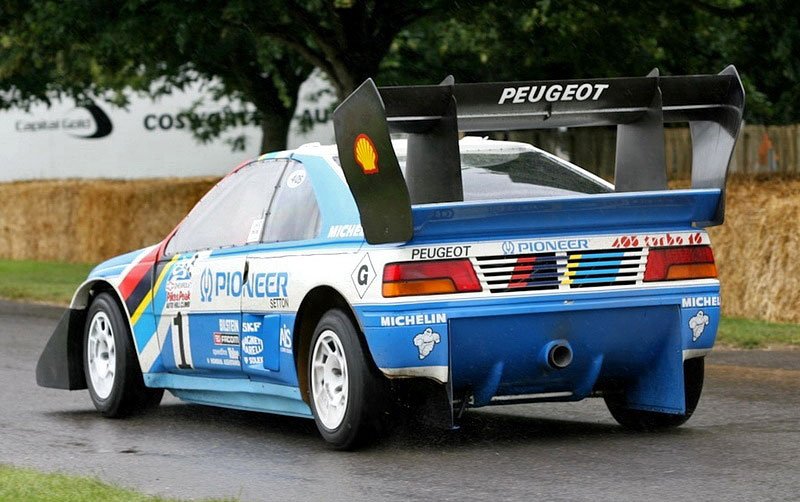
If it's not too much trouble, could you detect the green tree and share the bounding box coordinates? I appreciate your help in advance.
[0,1,312,153]
[381,0,799,125]
[0,1,452,152]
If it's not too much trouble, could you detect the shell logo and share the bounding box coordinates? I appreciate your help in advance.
[354,133,379,175]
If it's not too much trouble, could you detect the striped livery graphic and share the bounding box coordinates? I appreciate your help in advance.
[473,248,648,293]
[112,246,184,372]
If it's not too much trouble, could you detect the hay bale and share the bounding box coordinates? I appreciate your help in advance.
[708,177,800,323]
[0,176,797,323]
[0,178,217,263]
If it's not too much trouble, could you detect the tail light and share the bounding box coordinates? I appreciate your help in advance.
[383,259,482,297]
[644,245,717,282]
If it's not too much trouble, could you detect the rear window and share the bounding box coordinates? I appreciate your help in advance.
[333,143,613,201]
[457,150,612,200]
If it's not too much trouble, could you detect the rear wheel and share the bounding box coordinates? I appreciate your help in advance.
[83,293,163,417]
[604,357,704,431]
[308,309,386,449]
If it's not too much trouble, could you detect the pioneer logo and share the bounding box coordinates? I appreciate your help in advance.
[498,83,610,105]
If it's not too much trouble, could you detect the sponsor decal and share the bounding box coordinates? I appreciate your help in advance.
[611,232,703,249]
[242,335,264,366]
[327,224,364,239]
[200,267,213,302]
[242,321,262,333]
[682,296,720,308]
[413,328,441,360]
[380,313,447,327]
[354,133,379,175]
[689,310,710,341]
[213,333,240,346]
[165,261,192,309]
[286,169,306,188]
[242,335,263,356]
[498,83,610,105]
[502,239,588,255]
[199,268,289,307]
[279,324,292,354]
[351,253,376,299]
[411,245,472,260]
[206,356,240,367]
[218,319,239,332]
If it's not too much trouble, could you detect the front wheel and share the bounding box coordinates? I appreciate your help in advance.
[604,357,704,431]
[308,309,386,449]
[83,292,163,417]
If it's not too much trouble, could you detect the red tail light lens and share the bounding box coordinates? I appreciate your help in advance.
[382,259,482,297]
[644,245,717,282]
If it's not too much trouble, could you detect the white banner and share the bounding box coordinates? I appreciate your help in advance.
[0,72,336,181]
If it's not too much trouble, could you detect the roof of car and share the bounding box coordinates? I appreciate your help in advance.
[291,136,539,158]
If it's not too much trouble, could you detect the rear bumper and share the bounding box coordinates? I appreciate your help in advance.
[355,284,720,414]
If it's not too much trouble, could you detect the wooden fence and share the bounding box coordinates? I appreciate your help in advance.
[508,124,800,179]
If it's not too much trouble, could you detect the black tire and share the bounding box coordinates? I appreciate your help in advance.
[83,292,163,417]
[604,357,704,431]
[308,309,386,449]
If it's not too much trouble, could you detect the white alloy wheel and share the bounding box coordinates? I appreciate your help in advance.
[311,329,349,430]
[87,311,116,400]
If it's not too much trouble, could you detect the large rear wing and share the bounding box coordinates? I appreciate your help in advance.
[333,67,744,244]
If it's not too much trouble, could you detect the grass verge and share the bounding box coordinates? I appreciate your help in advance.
[717,316,800,349]
[0,465,233,502]
[0,259,94,304]
[0,259,798,349]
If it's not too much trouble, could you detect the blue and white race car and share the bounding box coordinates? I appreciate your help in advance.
[37,67,744,449]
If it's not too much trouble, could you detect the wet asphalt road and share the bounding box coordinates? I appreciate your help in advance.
[1,301,799,501]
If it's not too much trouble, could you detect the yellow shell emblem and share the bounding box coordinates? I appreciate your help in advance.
[354,134,379,175]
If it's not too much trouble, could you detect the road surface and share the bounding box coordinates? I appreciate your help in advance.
[1,301,798,501]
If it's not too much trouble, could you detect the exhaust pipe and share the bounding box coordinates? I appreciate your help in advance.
[543,340,573,370]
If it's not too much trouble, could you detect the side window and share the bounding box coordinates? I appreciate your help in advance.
[165,159,286,255]
[263,161,321,243]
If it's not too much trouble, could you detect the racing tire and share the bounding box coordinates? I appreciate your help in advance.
[308,309,386,450]
[83,292,163,418]
[604,357,704,431]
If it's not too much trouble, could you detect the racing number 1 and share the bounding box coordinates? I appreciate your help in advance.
[172,312,193,369]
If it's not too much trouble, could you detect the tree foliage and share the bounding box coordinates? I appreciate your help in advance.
[381,0,800,125]
[0,0,797,158]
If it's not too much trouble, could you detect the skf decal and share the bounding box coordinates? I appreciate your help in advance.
[380,313,447,327]
[413,328,441,359]
[411,245,472,260]
[354,133,379,175]
[351,253,376,299]
[682,296,720,308]
[612,232,703,249]
[498,83,610,105]
[689,311,710,341]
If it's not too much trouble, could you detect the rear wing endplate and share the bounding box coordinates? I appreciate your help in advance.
[333,67,744,244]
